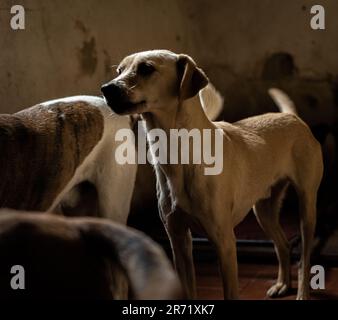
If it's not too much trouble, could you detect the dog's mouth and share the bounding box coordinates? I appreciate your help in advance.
[128,100,146,108]
[105,97,147,115]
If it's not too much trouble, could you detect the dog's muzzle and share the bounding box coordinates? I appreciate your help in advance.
[101,82,129,114]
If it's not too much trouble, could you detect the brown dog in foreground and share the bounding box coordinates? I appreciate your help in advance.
[0,210,181,299]
[0,96,137,222]
[101,50,323,299]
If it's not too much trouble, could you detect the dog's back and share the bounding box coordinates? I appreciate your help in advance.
[0,100,104,211]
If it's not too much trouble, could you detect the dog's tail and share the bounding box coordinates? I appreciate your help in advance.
[199,83,224,121]
[80,219,182,300]
[268,88,297,115]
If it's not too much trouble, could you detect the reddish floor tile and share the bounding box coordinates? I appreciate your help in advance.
[196,261,338,300]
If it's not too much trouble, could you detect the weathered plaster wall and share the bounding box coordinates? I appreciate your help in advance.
[0,0,196,112]
[0,0,337,119]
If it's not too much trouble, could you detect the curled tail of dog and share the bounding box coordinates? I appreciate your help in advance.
[199,83,224,121]
[81,219,182,300]
[268,88,297,115]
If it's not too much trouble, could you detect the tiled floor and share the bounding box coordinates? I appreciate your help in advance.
[196,261,338,300]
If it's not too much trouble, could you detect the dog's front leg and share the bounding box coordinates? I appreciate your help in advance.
[165,214,196,299]
[207,226,239,299]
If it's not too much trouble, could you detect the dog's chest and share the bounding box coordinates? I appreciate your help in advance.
[156,173,207,235]
[156,164,205,217]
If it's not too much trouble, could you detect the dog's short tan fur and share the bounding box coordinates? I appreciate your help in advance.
[102,50,323,299]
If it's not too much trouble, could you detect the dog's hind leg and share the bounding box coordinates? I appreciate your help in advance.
[291,140,323,300]
[294,190,317,300]
[253,180,291,298]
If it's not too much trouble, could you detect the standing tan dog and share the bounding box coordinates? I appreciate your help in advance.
[101,50,323,300]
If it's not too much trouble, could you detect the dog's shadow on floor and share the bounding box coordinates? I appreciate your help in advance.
[310,291,338,300]
[267,288,338,300]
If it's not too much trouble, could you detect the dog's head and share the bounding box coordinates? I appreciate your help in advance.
[101,50,209,115]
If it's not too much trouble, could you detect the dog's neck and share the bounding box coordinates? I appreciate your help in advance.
[141,94,213,133]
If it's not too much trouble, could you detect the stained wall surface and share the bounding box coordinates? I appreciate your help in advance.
[0,0,337,118]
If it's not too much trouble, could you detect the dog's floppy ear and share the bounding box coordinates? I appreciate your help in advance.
[177,54,209,100]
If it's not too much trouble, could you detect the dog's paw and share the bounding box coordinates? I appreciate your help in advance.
[267,283,289,298]
[296,292,310,300]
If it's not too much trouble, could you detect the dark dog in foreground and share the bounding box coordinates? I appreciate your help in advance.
[0,210,181,299]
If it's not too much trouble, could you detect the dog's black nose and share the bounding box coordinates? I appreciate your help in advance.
[101,83,124,103]
[101,82,129,114]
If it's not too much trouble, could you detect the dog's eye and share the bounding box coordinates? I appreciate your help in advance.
[116,68,123,75]
[137,63,156,76]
